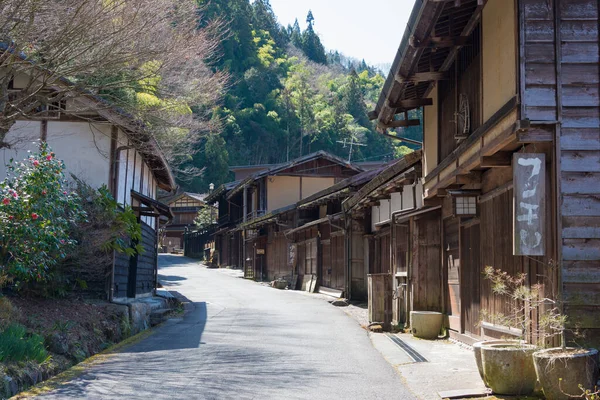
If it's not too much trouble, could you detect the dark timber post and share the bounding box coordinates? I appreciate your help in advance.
[127,217,142,298]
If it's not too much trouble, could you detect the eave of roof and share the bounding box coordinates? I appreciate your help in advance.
[1,42,176,192]
[371,1,485,130]
[226,151,363,200]
[204,180,241,204]
[343,150,422,212]
[237,203,296,230]
[296,158,394,208]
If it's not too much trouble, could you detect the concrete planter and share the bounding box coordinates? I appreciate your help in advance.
[533,347,599,400]
[409,311,443,340]
[473,340,524,386]
[480,343,537,395]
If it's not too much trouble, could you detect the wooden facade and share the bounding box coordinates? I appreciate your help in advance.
[162,192,211,251]
[371,0,599,346]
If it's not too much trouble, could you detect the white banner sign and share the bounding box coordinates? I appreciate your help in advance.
[513,153,545,256]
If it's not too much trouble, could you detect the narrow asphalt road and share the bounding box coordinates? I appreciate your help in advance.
[38,255,415,399]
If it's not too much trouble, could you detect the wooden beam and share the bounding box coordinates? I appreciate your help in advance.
[378,130,423,145]
[410,36,470,49]
[389,98,433,109]
[431,0,485,5]
[382,119,421,129]
[396,71,450,83]
[368,110,378,120]
[517,127,554,143]
[481,151,513,168]
[455,172,482,185]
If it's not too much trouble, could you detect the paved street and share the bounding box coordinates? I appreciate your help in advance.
[38,255,415,399]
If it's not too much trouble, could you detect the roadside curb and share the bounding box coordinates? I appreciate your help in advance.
[11,319,162,399]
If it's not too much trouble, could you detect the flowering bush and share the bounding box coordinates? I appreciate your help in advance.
[0,143,85,287]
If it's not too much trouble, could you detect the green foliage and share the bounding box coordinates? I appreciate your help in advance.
[0,143,86,286]
[481,265,566,348]
[182,0,424,192]
[0,324,50,364]
[194,207,216,229]
[73,180,143,257]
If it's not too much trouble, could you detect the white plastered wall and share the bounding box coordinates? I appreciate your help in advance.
[301,177,335,199]
[0,121,42,178]
[370,182,424,231]
[46,121,112,188]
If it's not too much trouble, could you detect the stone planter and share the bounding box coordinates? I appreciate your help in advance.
[409,311,443,340]
[473,340,524,386]
[533,347,599,400]
[480,343,537,395]
[272,279,287,290]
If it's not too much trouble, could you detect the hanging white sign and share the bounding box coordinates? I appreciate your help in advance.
[513,153,545,256]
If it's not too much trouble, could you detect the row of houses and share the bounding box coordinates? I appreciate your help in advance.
[204,0,599,348]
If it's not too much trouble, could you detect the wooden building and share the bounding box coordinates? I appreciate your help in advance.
[0,68,175,301]
[160,192,213,252]
[225,151,362,280]
[371,0,599,346]
[343,151,440,327]
[206,152,362,279]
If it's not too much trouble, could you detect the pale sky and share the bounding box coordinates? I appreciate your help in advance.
[269,0,416,67]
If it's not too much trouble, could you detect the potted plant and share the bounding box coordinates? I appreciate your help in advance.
[530,265,599,400]
[476,265,599,398]
[476,266,560,395]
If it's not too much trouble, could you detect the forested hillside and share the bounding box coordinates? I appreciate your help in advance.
[187,0,422,192]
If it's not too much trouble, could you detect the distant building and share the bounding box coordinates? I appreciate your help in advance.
[161,192,215,252]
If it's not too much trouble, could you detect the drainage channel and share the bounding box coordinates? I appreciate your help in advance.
[385,333,428,363]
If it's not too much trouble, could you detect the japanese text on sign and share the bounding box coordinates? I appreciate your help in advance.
[513,153,545,256]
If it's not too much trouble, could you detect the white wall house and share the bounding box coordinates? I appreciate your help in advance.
[0,69,176,300]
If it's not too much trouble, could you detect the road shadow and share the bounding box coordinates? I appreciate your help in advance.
[40,340,330,399]
[158,254,205,269]
[157,274,187,287]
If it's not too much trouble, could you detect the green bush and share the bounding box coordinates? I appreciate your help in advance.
[0,324,50,363]
[0,142,86,287]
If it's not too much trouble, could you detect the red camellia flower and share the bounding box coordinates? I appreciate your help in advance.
[31,213,38,220]
[33,160,40,167]
[60,239,65,244]
[42,190,47,195]
[11,191,17,198]
[8,215,13,220]
[63,191,68,195]
[46,155,52,161]
[2,198,9,205]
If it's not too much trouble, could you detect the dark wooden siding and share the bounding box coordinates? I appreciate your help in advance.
[137,221,158,295]
[521,0,559,121]
[113,221,158,298]
[412,210,443,312]
[461,221,481,336]
[266,227,291,281]
[557,0,600,347]
[438,24,482,161]
[114,251,129,299]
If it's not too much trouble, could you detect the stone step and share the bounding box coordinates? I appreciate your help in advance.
[149,308,172,326]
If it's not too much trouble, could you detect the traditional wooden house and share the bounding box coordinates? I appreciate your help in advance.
[204,180,243,268]
[371,0,599,346]
[160,192,213,252]
[288,163,389,298]
[228,151,362,280]
[343,151,439,328]
[206,152,362,281]
[0,70,175,302]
